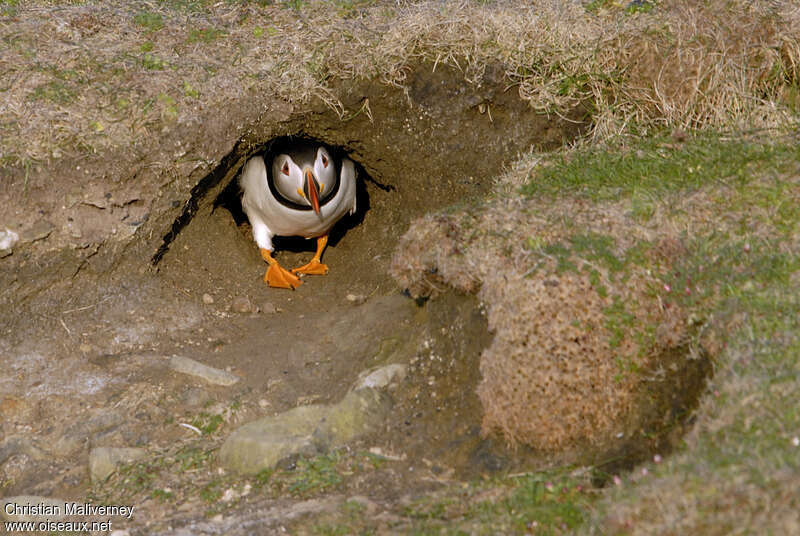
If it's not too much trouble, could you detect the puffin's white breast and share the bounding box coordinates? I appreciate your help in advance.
[241,155,356,239]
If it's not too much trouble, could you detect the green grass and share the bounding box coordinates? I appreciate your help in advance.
[175,445,215,471]
[285,452,343,496]
[141,52,168,70]
[401,471,593,534]
[151,488,175,502]
[522,133,800,201]
[0,0,18,16]
[190,412,224,435]
[187,27,226,43]
[134,10,164,31]
[29,80,76,104]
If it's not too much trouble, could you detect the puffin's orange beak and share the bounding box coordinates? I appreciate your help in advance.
[305,169,320,214]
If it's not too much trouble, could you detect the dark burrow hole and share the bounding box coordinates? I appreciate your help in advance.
[152,134,391,265]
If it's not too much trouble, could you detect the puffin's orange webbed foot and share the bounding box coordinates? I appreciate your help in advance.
[291,259,329,275]
[260,248,302,289]
[265,263,303,289]
[291,235,330,276]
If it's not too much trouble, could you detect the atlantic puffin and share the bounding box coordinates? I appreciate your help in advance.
[240,142,357,289]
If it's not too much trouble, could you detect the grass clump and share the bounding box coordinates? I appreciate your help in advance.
[523,132,800,201]
[187,27,226,43]
[401,470,594,534]
[28,80,76,104]
[133,10,164,31]
[285,452,343,496]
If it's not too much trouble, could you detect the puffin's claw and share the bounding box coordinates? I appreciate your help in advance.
[265,263,303,289]
[260,247,302,289]
[291,259,329,275]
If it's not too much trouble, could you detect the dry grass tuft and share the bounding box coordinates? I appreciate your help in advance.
[476,265,687,452]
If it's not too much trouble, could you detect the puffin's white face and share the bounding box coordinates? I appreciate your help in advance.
[273,146,335,214]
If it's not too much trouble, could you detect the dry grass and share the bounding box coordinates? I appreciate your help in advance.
[1,0,799,172]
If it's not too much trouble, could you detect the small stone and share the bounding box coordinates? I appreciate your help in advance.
[219,388,392,474]
[168,355,240,386]
[258,399,269,408]
[260,301,277,314]
[354,364,407,390]
[232,296,252,313]
[0,228,19,254]
[202,293,214,304]
[346,293,366,304]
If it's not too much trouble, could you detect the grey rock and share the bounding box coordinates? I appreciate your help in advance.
[89,447,147,483]
[346,293,366,304]
[0,496,68,522]
[220,388,392,474]
[168,355,240,386]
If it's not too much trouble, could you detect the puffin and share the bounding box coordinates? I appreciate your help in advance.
[239,142,357,289]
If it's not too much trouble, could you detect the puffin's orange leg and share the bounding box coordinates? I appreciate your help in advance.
[292,235,329,275]
[260,248,302,289]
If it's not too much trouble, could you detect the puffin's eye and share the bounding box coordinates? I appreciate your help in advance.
[281,162,290,176]
[321,154,329,168]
